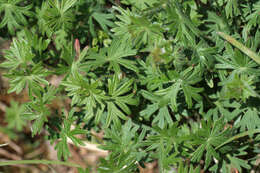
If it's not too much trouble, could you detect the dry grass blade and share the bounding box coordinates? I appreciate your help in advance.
[0,148,21,160]
[217,32,260,65]
[0,143,8,147]
[66,138,108,157]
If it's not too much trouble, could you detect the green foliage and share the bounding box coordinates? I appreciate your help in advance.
[40,0,77,33]
[0,36,49,95]
[105,75,138,126]
[1,0,260,172]
[0,0,33,35]
[190,118,231,170]
[62,72,138,127]
[4,101,26,131]
[144,123,184,172]
[220,73,258,101]
[121,0,157,10]
[23,86,57,136]
[98,120,146,172]
[140,89,175,128]
[83,38,138,73]
[112,6,164,48]
[89,12,115,37]
[237,107,260,131]
[177,163,200,173]
[55,109,87,160]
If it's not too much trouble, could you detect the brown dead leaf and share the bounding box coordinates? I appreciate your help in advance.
[138,161,159,173]
[0,38,11,57]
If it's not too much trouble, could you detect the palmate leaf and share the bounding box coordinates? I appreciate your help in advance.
[83,38,138,73]
[41,0,77,33]
[112,6,164,48]
[157,139,180,172]
[0,37,49,95]
[4,101,26,131]
[206,97,242,121]
[0,38,34,70]
[216,44,259,103]
[99,120,146,173]
[242,1,260,40]
[226,154,251,172]
[89,12,115,37]
[23,102,50,137]
[63,73,138,127]
[209,155,251,173]
[3,63,49,96]
[173,1,201,37]
[225,0,240,18]
[237,108,260,131]
[22,86,57,136]
[0,0,33,35]
[186,39,216,71]
[219,74,258,102]
[62,72,107,122]
[215,45,260,77]
[165,1,201,42]
[191,118,232,170]
[140,67,203,127]
[138,60,169,91]
[205,11,230,36]
[24,29,51,57]
[128,15,163,47]
[55,109,87,160]
[144,123,183,172]
[105,75,138,127]
[210,146,252,172]
[140,90,173,128]
[159,67,203,111]
[102,120,145,156]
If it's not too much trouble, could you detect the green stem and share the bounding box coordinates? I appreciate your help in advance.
[0,160,81,168]
[216,129,260,150]
[217,32,260,65]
